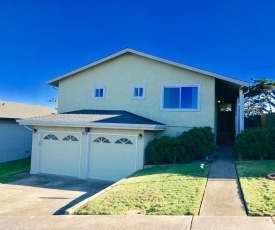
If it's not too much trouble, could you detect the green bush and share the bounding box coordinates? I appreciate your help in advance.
[145,126,214,165]
[145,136,186,164]
[266,128,275,159]
[233,127,275,160]
[145,139,159,164]
[166,137,184,164]
[178,127,215,162]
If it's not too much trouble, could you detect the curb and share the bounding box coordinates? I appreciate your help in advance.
[65,178,126,215]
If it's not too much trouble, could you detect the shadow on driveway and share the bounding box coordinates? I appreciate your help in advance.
[0,173,113,215]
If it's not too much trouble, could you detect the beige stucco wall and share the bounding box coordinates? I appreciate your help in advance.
[58,53,215,137]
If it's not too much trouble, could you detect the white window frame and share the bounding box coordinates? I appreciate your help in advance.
[160,84,201,111]
[132,85,145,100]
[93,86,105,100]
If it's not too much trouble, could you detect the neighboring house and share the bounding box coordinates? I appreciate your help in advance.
[17,48,249,181]
[0,101,56,163]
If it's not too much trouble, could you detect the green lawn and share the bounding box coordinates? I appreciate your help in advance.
[76,164,210,215]
[0,158,31,183]
[236,161,275,216]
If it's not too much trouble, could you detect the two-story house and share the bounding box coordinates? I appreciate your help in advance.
[18,48,249,181]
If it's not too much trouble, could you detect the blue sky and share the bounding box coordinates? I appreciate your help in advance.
[1,0,275,108]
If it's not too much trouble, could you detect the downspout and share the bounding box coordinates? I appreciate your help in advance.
[239,86,250,132]
[24,125,34,132]
[243,87,250,96]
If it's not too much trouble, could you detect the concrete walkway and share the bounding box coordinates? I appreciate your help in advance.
[0,216,274,230]
[199,146,247,216]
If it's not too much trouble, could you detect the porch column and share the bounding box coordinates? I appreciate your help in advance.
[235,98,240,135]
[239,88,244,132]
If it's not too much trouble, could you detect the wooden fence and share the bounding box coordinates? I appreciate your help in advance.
[244,113,275,129]
[261,113,275,127]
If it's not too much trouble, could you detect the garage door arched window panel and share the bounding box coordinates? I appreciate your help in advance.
[43,134,59,140]
[93,137,110,143]
[62,135,78,141]
[115,138,133,145]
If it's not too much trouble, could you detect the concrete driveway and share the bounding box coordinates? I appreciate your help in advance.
[0,173,113,216]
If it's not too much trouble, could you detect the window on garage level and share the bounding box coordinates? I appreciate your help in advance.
[115,138,133,144]
[44,134,58,140]
[93,137,110,143]
[62,135,78,141]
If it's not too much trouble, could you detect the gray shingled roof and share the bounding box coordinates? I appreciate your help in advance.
[21,110,165,126]
[0,100,56,119]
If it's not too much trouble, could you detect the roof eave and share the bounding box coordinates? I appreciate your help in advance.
[46,48,132,86]
[46,48,249,87]
[16,119,167,131]
[127,49,250,87]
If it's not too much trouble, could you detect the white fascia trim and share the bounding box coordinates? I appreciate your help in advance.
[16,119,166,131]
[46,49,131,85]
[129,49,250,87]
[46,48,250,87]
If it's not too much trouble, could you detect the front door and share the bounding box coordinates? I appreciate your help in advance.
[216,103,235,145]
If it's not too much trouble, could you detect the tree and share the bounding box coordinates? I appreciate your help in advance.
[244,78,275,117]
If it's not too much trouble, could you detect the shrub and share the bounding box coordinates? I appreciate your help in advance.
[233,127,275,160]
[178,126,215,162]
[265,128,275,159]
[145,126,214,165]
[145,136,173,164]
[166,137,184,164]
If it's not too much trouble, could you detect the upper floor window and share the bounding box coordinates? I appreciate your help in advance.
[132,85,145,99]
[93,86,105,99]
[161,84,200,111]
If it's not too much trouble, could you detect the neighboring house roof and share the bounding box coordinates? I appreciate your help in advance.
[17,110,166,130]
[47,48,250,87]
[0,100,56,119]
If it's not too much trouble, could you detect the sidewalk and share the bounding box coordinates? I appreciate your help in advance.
[0,216,274,230]
[199,146,246,216]
[0,147,274,229]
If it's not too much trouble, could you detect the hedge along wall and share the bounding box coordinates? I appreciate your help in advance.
[233,127,275,160]
[145,126,215,165]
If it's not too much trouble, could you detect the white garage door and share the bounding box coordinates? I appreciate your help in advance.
[39,132,81,177]
[89,134,137,181]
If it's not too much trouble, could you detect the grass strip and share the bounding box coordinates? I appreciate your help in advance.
[236,161,275,216]
[0,158,31,183]
[76,164,210,215]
